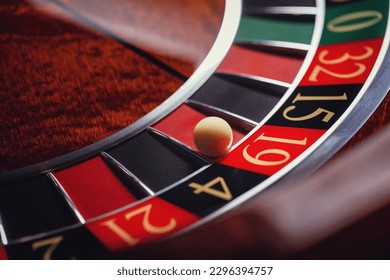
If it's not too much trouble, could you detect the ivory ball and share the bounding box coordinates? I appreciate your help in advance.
[194,116,233,157]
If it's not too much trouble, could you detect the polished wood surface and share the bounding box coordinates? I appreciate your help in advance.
[1,0,389,259]
[0,0,224,172]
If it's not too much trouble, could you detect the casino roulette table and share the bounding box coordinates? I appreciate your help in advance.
[0,0,389,259]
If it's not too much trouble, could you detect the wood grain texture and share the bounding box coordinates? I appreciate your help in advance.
[0,0,224,172]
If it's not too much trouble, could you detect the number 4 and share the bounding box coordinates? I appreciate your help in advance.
[189,177,233,201]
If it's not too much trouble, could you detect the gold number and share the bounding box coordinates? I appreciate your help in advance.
[318,47,373,65]
[125,204,176,234]
[291,92,348,102]
[283,106,336,122]
[32,235,69,260]
[309,47,373,82]
[101,219,140,246]
[101,203,176,247]
[189,177,232,201]
[243,133,307,166]
[328,11,382,33]
[309,64,366,82]
[253,133,309,145]
[243,147,290,166]
[283,93,347,123]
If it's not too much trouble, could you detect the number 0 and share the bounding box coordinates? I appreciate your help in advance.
[328,11,382,33]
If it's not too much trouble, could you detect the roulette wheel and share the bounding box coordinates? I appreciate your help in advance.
[0,0,389,260]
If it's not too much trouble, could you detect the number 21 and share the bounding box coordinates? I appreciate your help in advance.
[101,203,177,247]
